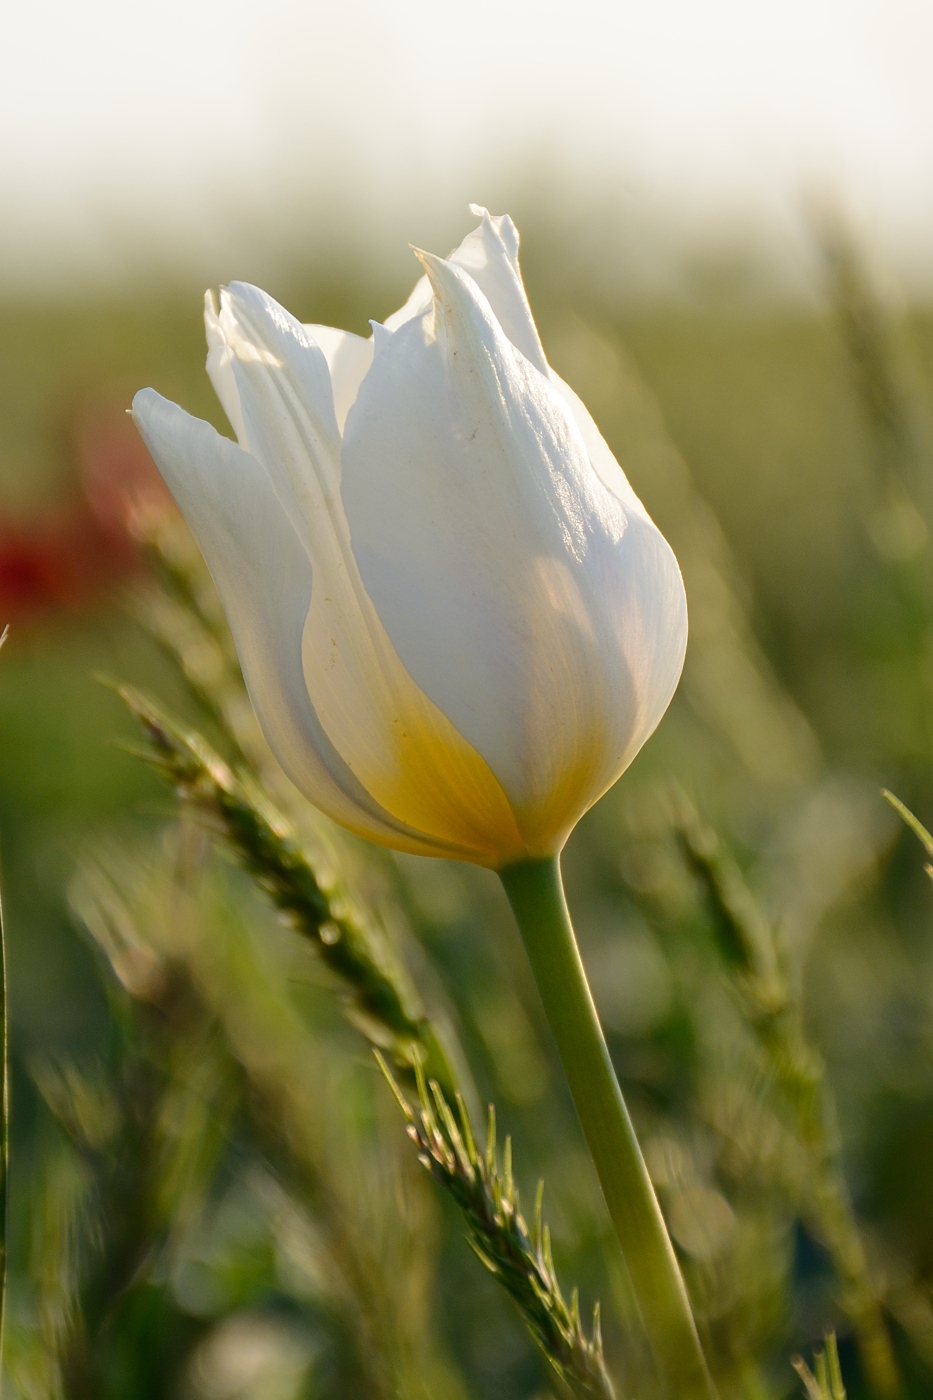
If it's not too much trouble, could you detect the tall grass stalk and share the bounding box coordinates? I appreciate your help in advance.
[73,848,455,1400]
[119,684,460,1100]
[121,685,617,1396]
[817,211,933,515]
[673,796,899,1397]
[379,1054,615,1400]
[793,1335,847,1400]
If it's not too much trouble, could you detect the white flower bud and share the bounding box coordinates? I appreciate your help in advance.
[132,208,687,867]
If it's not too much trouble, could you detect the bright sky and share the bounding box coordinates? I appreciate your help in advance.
[4,0,933,290]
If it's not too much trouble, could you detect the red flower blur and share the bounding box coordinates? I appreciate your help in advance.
[0,404,173,622]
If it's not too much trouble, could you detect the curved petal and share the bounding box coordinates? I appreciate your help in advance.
[548,369,651,519]
[130,389,468,859]
[196,291,523,865]
[383,273,433,333]
[203,282,343,551]
[384,210,655,521]
[445,205,548,374]
[205,291,248,443]
[303,323,374,435]
[385,206,547,375]
[342,254,687,853]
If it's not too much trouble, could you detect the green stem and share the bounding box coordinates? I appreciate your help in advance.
[499,856,715,1400]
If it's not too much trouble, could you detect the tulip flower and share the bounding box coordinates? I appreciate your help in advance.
[131,207,686,871]
[133,209,713,1400]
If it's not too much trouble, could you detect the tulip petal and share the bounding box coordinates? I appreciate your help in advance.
[342,254,687,853]
[131,388,473,858]
[385,206,548,374]
[193,290,524,864]
[205,290,248,444]
[203,282,344,551]
[384,209,649,518]
[382,272,432,332]
[548,370,652,518]
[303,324,374,434]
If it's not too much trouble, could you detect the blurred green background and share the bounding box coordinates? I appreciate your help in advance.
[4,203,933,1399]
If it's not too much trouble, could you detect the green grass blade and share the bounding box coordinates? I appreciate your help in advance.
[882,789,933,861]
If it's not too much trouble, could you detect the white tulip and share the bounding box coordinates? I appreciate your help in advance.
[132,207,687,869]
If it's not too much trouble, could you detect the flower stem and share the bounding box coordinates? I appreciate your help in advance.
[499,856,716,1400]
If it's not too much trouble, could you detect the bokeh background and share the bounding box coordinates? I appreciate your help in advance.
[5,2,933,1397]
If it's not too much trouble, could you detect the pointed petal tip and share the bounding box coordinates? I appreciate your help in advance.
[130,386,158,421]
[411,247,444,297]
[223,279,254,302]
[412,246,459,299]
[221,279,282,310]
[412,245,451,272]
[204,290,223,350]
[217,282,257,319]
[369,320,393,356]
[131,388,195,449]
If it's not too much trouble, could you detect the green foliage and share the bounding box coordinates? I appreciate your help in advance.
[7,209,933,1398]
[882,790,933,878]
[793,1336,846,1400]
[671,794,897,1396]
[117,682,459,1099]
[114,679,616,1398]
[379,1054,614,1400]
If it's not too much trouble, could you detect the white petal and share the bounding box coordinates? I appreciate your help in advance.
[383,275,433,333]
[205,282,343,553]
[342,254,687,852]
[303,323,374,435]
[131,389,460,858]
[446,206,548,373]
[385,206,547,374]
[195,292,523,864]
[385,210,650,520]
[204,291,248,443]
[548,370,651,519]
